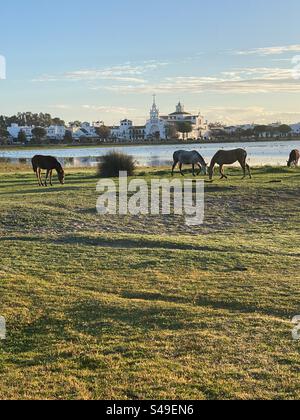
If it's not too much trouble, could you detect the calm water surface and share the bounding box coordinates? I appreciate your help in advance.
[1,140,299,167]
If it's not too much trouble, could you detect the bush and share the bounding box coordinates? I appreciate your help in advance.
[97,151,136,178]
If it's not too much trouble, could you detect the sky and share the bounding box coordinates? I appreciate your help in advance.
[1,0,300,126]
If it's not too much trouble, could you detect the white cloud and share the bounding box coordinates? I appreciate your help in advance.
[99,66,300,95]
[51,104,72,110]
[234,44,300,56]
[32,61,169,83]
[82,105,137,114]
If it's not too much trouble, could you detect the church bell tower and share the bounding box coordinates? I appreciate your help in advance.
[150,94,159,121]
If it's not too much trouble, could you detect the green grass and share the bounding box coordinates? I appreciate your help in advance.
[0,164,299,400]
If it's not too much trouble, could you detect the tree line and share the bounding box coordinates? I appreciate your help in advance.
[0,112,65,129]
[211,124,293,139]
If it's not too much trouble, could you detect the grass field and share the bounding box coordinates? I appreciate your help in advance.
[0,163,299,400]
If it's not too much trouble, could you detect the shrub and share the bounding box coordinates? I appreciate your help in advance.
[97,151,136,178]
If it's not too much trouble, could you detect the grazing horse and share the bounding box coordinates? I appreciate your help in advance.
[209,149,252,180]
[32,155,65,187]
[172,150,207,176]
[287,149,300,167]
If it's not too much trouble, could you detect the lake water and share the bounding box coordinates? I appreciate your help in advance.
[1,140,299,167]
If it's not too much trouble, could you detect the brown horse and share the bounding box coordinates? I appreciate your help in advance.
[209,149,252,180]
[287,149,300,167]
[32,155,65,187]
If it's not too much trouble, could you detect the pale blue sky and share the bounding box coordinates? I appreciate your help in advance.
[1,0,300,125]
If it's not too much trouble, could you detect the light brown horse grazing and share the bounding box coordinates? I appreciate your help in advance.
[287,149,300,167]
[209,149,252,180]
[32,155,65,187]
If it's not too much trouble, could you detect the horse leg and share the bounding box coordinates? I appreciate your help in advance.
[35,169,40,186]
[49,170,53,186]
[220,165,227,179]
[38,169,44,186]
[246,164,252,179]
[179,163,184,176]
[44,170,50,187]
[241,163,246,179]
[172,161,177,176]
[219,165,223,179]
[192,164,196,177]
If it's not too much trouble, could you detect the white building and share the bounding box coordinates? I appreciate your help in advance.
[110,119,135,141]
[161,101,208,139]
[70,121,103,140]
[7,123,33,140]
[290,123,300,135]
[8,123,67,141]
[47,125,66,140]
[109,98,208,141]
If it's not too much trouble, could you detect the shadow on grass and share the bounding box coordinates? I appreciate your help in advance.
[120,291,293,319]
[257,166,296,174]
[0,234,224,252]
[4,316,73,356]
[4,288,294,366]
[0,186,82,195]
[0,235,299,258]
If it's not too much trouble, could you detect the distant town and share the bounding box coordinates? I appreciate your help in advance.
[0,98,300,146]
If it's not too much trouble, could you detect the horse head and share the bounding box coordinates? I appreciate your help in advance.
[57,167,65,184]
[208,165,214,180]
[201,162,208,175]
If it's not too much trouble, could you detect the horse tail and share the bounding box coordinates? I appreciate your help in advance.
[31,156,37,173]
[241,149,248,164]
[173,151,180,163]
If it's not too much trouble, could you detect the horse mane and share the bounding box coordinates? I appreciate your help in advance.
[194,151,206,166]
[55,160,63,173]
[209,152,219,169]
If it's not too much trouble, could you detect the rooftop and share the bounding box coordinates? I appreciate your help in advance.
[169,111,192,116]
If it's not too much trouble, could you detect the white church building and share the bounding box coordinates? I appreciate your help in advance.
[110,97,209,141]
[160,100,208,140]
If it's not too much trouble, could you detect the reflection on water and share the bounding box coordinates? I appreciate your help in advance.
[1,140,300,168]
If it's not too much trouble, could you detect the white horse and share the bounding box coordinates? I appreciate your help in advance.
[172,150,208,176]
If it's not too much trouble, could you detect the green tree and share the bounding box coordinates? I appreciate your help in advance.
[243,128,255,138]
[0,128,9,145]
[69,121,82,128]
[278,124,292,137]
[254,125,268,138]
[176,121,193,141]
[51,117,65,126]
[165,124,178,140]
[31,127,47,144]
[17,130,27,143]
[0,116,8,129]
[0,128,9,138]
[63,130,73,144]
[235,128,245,140]
[96,125,111,142]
